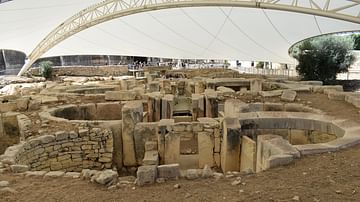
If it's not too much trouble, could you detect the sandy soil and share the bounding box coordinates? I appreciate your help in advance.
[1,92,360,202]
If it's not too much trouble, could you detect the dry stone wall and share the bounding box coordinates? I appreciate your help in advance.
[14,127,113,172]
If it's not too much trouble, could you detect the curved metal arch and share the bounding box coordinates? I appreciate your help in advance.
[18,0,360,76]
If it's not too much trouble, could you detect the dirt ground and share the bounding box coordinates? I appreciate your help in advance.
[1,92,360,202]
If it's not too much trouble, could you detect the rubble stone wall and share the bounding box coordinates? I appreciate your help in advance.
[31,65,128,77]
[14,128,113,172]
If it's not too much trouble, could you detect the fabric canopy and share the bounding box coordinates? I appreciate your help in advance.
[0,0,359,65]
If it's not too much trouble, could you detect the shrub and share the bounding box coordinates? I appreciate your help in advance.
[39,61,53,79]
[290,35,355,83]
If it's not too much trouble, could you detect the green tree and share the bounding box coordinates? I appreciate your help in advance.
[353,34,360,50]
[290,35,355,83]
[39,61,53,79]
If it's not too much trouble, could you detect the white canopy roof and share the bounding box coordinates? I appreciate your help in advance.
[0,0,359,65]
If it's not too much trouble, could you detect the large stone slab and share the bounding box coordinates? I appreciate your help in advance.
[240,136,256,173]
[198,132,214,168]
[157,164,180,179]
[164,132,180,164]
[134,122,157,165]
[122,101,143,166]
[137,165,157,186]
[105,91,136,101]
[142,151,159,165]
[221,117,241,172]
[280,90,297,102]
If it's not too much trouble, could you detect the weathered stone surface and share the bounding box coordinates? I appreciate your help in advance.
[145,141,158,152]
[137,165,157,186]
[44,171,65,178]
[164,132,180,164]
[122,101,143,166]
[221,117,241,172]
[201,164,213,178]
[105,91,136,101]
[224,99,249,117]
[64,172,81,178]
[259,90,283,98]
[55,131,68,141]
[38,135,55,144]
[142,151,159,165]
[198,132,214,168]
[186,169,199,180]
[240,136,256,173]
[24,171,47,177]
[96,102,122,120]
[16,97,29,111]
[0,181,9,187]
[281,90,297,102]
[134,122,157,165]
[0,187,17,194]
[94,170,118,185]
[10,165,29,173]
[250,79,262,93]
[157,164,180,179]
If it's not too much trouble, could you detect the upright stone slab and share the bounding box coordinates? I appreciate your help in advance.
[205,89,218,118]
[250,79,262,93]
[281,90,297,102]
[195,81,206,94]
[198,131,215,168]
[134,122,158,165]
[161,94,174,119]
[192,94,205,121]
[147,92,162,122]
[137,165,157,186]
[122,101,143,166]
[164,132,180,164]
[160,80,172,94]
[221,117,241,172]
[105,91,136,101]
[157,119,174,164]
[240,136,256,173]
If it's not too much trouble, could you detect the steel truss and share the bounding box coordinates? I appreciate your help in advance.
[18,0,360,75]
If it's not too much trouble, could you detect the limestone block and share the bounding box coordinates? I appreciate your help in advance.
[55,131,69,141]
[198,132,214,168]
[264,154,293,170]
[161,94,174,119]
[205,89,218,118]
[147,92,162,122]
[122,101,143,166]
[263,103,284,111]
[250,79,262,93]
[148,82,160,93]
[186,169,199,180]
[157,119,174,164]
[134,122,157,165]
[256,135,300,172]
[2,113,20,137]
[160,80,172,94]
[38,135,55,144]
[240,136,256,173]
[214,153,221,167]
[280,90,297,102]
[28,99,41,111]
[142,151,159,165]
[16,97,29,111]
[96,102,122,120]
[145,141,158,151]
[136,165,157,186]
[157,164,180,179]
[221,117,241,172]
[105,91,136,101]
[289,129,309,145]
[214,136,221,153]
[94,170,118,185]
[10,165,29,173]
[259,90,283,98]
[41,96,58,104]
[44,171,65,178]
[0,102,17,113]
[164,132,180,164]
[195,81,206,94]
[328,91,347,101]
[224,99,249,117]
